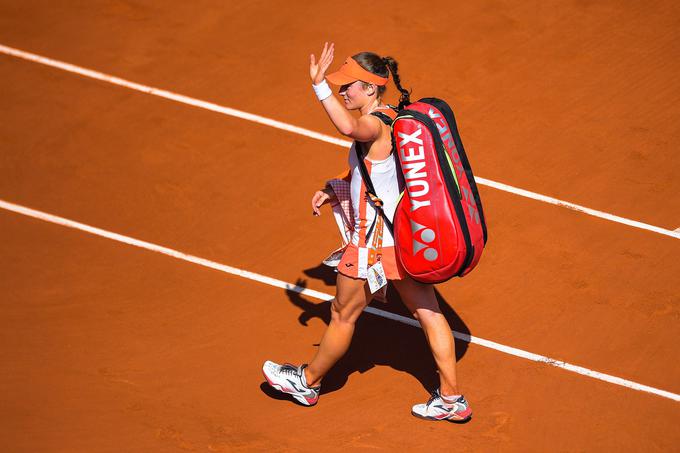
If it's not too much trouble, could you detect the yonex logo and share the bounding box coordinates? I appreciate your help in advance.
[427,108,481,225]
[398,126,431,213]
[428,108,455,150]
[411,219,438,262]
[397,127,423,147]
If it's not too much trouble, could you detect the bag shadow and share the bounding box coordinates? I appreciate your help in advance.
[281,263,472,396]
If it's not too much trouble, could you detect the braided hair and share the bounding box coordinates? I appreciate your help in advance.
[352,52,412,109]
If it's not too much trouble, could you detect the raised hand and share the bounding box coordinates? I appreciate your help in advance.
[309,42,334,85]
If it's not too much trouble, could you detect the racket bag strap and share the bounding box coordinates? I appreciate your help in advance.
[354,142,394,239]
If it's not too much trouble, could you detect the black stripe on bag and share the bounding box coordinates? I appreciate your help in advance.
[419,98,488,245]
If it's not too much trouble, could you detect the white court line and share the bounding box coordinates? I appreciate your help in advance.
[1,198,678,403]
[1,43,678,241]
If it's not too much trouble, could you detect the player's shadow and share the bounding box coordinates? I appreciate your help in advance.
[272,263,472,396]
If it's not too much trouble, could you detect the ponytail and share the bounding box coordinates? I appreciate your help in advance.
[382,56,411,109]
[351,52,412,109]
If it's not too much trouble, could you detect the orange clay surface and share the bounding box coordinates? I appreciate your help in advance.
[1,1,679,451]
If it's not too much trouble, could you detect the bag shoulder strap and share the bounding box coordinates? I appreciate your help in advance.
[371,111,394,126]
[354,144,394,237]
[352,108,400,236]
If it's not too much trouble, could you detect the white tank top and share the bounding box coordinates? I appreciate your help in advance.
[348,142,404,247]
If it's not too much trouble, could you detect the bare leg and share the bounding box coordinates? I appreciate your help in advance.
[392,277,460,396]
[304,273,371,387]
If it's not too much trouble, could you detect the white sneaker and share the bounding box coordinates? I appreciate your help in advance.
[262,361,320,406]
[411,389,472,422]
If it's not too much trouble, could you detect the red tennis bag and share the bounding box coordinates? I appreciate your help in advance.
[392,98,487,283]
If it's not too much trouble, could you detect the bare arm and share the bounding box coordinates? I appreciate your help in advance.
[310,42,382,142]
[320,97,382,141]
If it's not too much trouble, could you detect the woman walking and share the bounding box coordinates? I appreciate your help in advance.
[262,42,472,422]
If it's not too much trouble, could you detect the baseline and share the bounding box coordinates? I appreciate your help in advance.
[1,43,678,240]
[1,197,678,403]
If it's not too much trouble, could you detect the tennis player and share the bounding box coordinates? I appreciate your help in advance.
[263,42,472,422]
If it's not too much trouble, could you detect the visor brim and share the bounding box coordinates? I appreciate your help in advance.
[326,72,358,86]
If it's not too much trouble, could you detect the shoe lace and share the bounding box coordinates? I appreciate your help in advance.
[426,390,442,407]
[279,364,300,377]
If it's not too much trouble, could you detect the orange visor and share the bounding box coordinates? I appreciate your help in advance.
[326,57,389,86]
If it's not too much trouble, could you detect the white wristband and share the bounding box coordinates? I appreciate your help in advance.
[312,80,333,101]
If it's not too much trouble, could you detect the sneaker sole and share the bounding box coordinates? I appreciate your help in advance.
[262,369,318,407]
[411,410,472,424]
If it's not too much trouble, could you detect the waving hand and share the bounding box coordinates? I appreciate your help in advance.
[310,42,334,85]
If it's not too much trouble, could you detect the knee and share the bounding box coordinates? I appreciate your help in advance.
[415,307,441,325]
[331,297,362,325]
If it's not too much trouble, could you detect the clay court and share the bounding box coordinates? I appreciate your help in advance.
[1,1,679,451]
